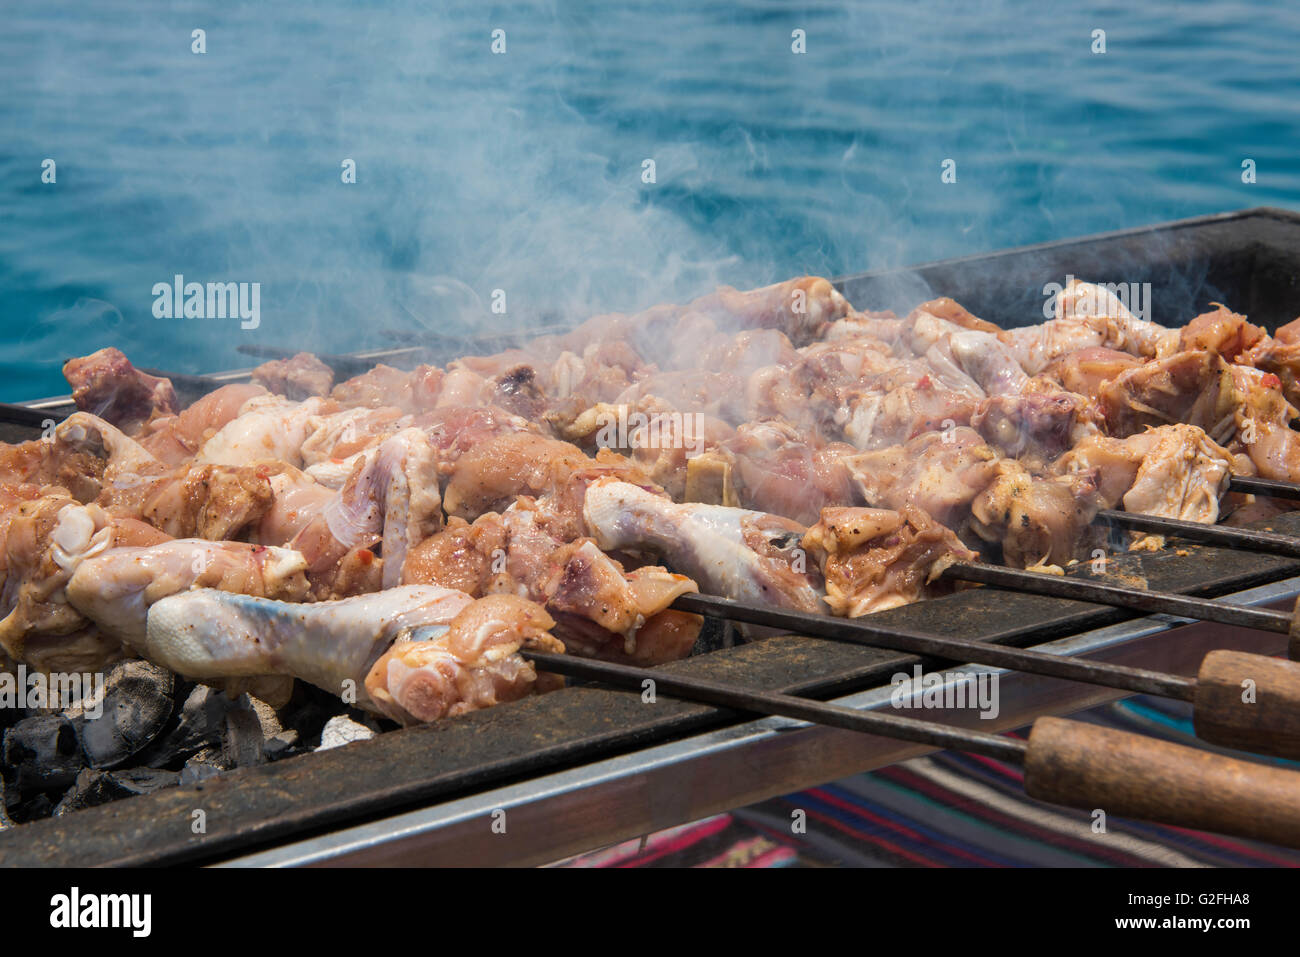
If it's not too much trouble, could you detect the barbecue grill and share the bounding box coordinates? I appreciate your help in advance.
[3,206,1300,867]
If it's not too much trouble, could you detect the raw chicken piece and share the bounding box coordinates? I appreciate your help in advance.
[905,310,1029,396]
[1098,350,1237,441]
[96,462,276,540]
[1001,280,1178,373]
[275,428,442,593]
[195,395,334,467]
[402,505,700,664]
[1098,351,1300,480]
[907,297,1002,335]
[137,382,269,465]
[143,585,562,724]
[251,352,335,399]
[0,437,106,504]
[692,276,851,345]
[1242,314,1300,407]
[330,363,445,412]
[1180,305,1265,361]
[55,412,162,477]
[62,348,177,432]
[1224,364,1300,482]
[583,478,826,614]
[971,380,1101,466]
[846,427,1001,530]
[300,406,407,466]
[365,594,565,724]
[969,462,1103,569]
[0,496,171,662]
[721,421,859,526]
[802,505,976,616]
[1041,347,1140,396]
[442,431,653,530]
[1053,424,1237,523]
[65,539,310,652]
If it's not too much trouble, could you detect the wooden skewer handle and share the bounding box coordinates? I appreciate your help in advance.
[1194,650,1300,760]
[1024,717,1300,849]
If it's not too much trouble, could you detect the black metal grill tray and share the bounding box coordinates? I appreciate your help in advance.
[2,206,1298,866]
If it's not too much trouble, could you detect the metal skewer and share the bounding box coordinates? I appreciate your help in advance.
[1230,475,1300,501]
[522,649,1300,850]
[1096,508,1300,560]
[0,401,56,430]
[943,561,1293,636]
[669,589,1300,760]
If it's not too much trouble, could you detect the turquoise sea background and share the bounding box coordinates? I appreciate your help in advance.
[1,0,1298,400]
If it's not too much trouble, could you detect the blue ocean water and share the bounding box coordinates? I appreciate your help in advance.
[2,0,1298,400]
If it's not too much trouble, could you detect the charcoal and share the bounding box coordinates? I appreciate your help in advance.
[3,714,84,791]
[284,696,336,747]
[222,704,265,768]
[13,792,53,822]
[317,714,374,751]
[246,693,298,759]
[74,661,174,769]
[144,685,238,767]
[53,766,180,816]
[178,751,225,787]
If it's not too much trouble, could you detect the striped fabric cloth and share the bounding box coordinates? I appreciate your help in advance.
[553,695,1300,868]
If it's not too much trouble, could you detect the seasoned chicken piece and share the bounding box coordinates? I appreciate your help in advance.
[1098,350,1237,442]
[969,462,1103,569]
[625,408,733,501]
[137,382,268,465]
[65,539,310,653]
[62,348,177,433]
[95,462,276,540]
[905,310,1029,396]
[802,505,976,616]
[365,594,565,724]
[907,297,1002,335]
[1242,314,1300,408]
[0,496,171,662]
[442,430,650,527]
[614,369,750,424]
[1041,347,1140,396]
[821,309,905,347]
[330,363,444,412]
[251,352,335,399]
[1053,425,1237,521]
[144,584,467,699]
[836,383,980,451]
[272,428,441,593]
[972,380,1101,466]
[143,585,563,724]
[548,339,650,403]
[687,276,850,346]
[196,395,334,467]
[0,438,105,503]
[583,478,826,614]
[55,411,162,477]
[1226,364,1300,482]
[721,421,859,526]
[300,406,407,465]
[1001,280,1178,373]
[846,427,1001,530]
[402,506,700,665]
[545,396,675,453]
[441,357,551,421]
[1179,305,1265,361]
